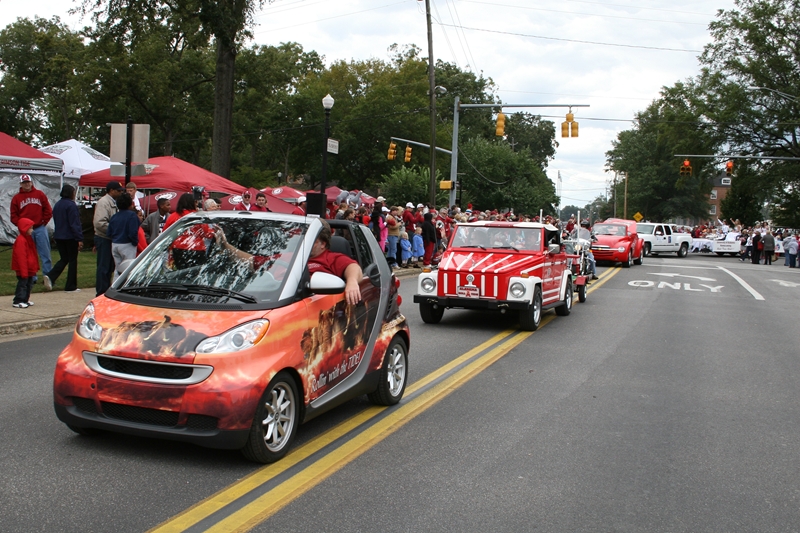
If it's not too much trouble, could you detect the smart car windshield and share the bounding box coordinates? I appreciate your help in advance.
[593,224,627,236]
[450,226,542,251]
[118,217,307,304]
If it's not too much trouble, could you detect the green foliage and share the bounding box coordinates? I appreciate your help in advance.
[378,165,447,207]
[459,137,557,215]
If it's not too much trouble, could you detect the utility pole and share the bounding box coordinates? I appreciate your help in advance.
[424,0,437,206]
[623,171,628,219]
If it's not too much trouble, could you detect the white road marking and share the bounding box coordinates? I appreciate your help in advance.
[769,279,800,288]
[651,273,717,282]
[718,266,765,300]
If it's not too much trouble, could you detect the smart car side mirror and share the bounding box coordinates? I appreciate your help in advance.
[364,263,381,287]
[308,272,345,294]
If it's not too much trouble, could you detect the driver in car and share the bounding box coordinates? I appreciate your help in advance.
[214,220,363,305]
[307,220,362,305]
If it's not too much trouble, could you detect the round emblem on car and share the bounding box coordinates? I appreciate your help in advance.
[466,274,475,284]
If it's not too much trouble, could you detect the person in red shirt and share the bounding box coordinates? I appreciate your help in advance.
[292,196,307,216]
[11,174,53,280]
[233,190,254,211]
[307,220,362,304]
[11,218,39,308]
[252,192,270,212]
[215,220,362,304]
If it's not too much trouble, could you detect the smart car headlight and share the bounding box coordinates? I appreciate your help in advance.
[195,320,269,354]
[421,277,436,293]
[77,303,103,341]
[618,246,626,252]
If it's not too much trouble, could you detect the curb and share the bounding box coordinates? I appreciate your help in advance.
[0,315,79,337]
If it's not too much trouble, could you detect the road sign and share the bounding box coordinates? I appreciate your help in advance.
[633,212,643,222]
[327,138,339,154]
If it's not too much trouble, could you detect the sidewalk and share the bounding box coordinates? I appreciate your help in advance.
[0,268,421,337]
[0,289,95,336]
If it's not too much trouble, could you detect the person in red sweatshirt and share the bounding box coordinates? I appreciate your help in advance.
[10,174,52,285]
[11,218,39,308]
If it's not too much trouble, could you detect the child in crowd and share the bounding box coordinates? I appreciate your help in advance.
[432,242,445,266]
[400,231,413,267]
[411,227,425,268]
[11,218,38,308]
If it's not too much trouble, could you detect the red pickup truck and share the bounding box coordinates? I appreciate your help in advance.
[590,218,644,267]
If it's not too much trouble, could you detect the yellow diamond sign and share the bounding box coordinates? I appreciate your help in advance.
[633,212,643,222]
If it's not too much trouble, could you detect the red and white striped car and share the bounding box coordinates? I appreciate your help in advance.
[413,221,575,331]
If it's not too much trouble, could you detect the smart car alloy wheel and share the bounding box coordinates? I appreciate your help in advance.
[242,371,299,463]
[368,337,408,405]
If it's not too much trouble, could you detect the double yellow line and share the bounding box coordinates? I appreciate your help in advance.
[150,268,620,533]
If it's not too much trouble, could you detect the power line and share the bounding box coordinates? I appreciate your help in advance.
[460,0,710,26]
[437,23,703,52]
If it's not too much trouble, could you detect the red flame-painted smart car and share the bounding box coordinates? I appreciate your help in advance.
[53,213,409,463]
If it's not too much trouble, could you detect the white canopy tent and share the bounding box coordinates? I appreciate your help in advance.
[39,139,113,178]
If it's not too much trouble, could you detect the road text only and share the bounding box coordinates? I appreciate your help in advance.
[628,280,724,292]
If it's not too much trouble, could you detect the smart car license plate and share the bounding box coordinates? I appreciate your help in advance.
[456,285,480,298]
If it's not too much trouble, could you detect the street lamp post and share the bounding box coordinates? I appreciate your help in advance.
[320,93,335,194]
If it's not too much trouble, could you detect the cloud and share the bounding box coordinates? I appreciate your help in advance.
[1,0,737,207]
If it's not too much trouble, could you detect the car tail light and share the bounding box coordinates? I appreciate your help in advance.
[397,295,402,306]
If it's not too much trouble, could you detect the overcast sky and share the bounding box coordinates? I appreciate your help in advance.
[1,0,738,208]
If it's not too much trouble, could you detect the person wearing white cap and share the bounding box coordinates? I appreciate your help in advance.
[292,196,307,216]
[406,201,414,209]
[403,201,423,234]
[11,174,53,287]
[376,196,386,203]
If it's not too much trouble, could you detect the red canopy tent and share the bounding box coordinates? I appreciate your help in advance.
[138,190,184,213]
[80,156,242,196]
[218,187,295,214]
[264,186,305,204]
[0,132,63,173]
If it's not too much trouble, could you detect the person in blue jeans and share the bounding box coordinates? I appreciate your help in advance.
[93,181,124,296]
[10,174,52,286]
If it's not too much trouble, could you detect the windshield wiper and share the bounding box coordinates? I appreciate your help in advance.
[182,284,257,303]
[118,283,188,294]
[463,245,487,250]
[118,283,257,303]
[491,245,521,251]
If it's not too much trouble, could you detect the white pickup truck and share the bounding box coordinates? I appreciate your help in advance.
[636,223,693,257]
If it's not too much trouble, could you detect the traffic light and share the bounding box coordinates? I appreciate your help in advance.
[562,110,578,138]
[495,112,506,136]
[387,142,397,160]
[725,160,734,176]
[404,145,412,163]
[440,180,453,190]
[680,159,692,176]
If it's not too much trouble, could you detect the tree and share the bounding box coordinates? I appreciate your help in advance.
[0,17,91,144]
[458,137,557,215]
[378,165,447,208]
[79,0,268,177]
[606,82,718,221]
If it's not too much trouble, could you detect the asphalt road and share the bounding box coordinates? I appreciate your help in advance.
[2,254,799,533]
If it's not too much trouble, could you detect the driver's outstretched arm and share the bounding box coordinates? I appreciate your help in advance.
[343,263,363,305]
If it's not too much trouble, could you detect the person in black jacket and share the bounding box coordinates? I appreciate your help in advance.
[751,231,762,264]
[421,212,437,266]
[47,184,84,292]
